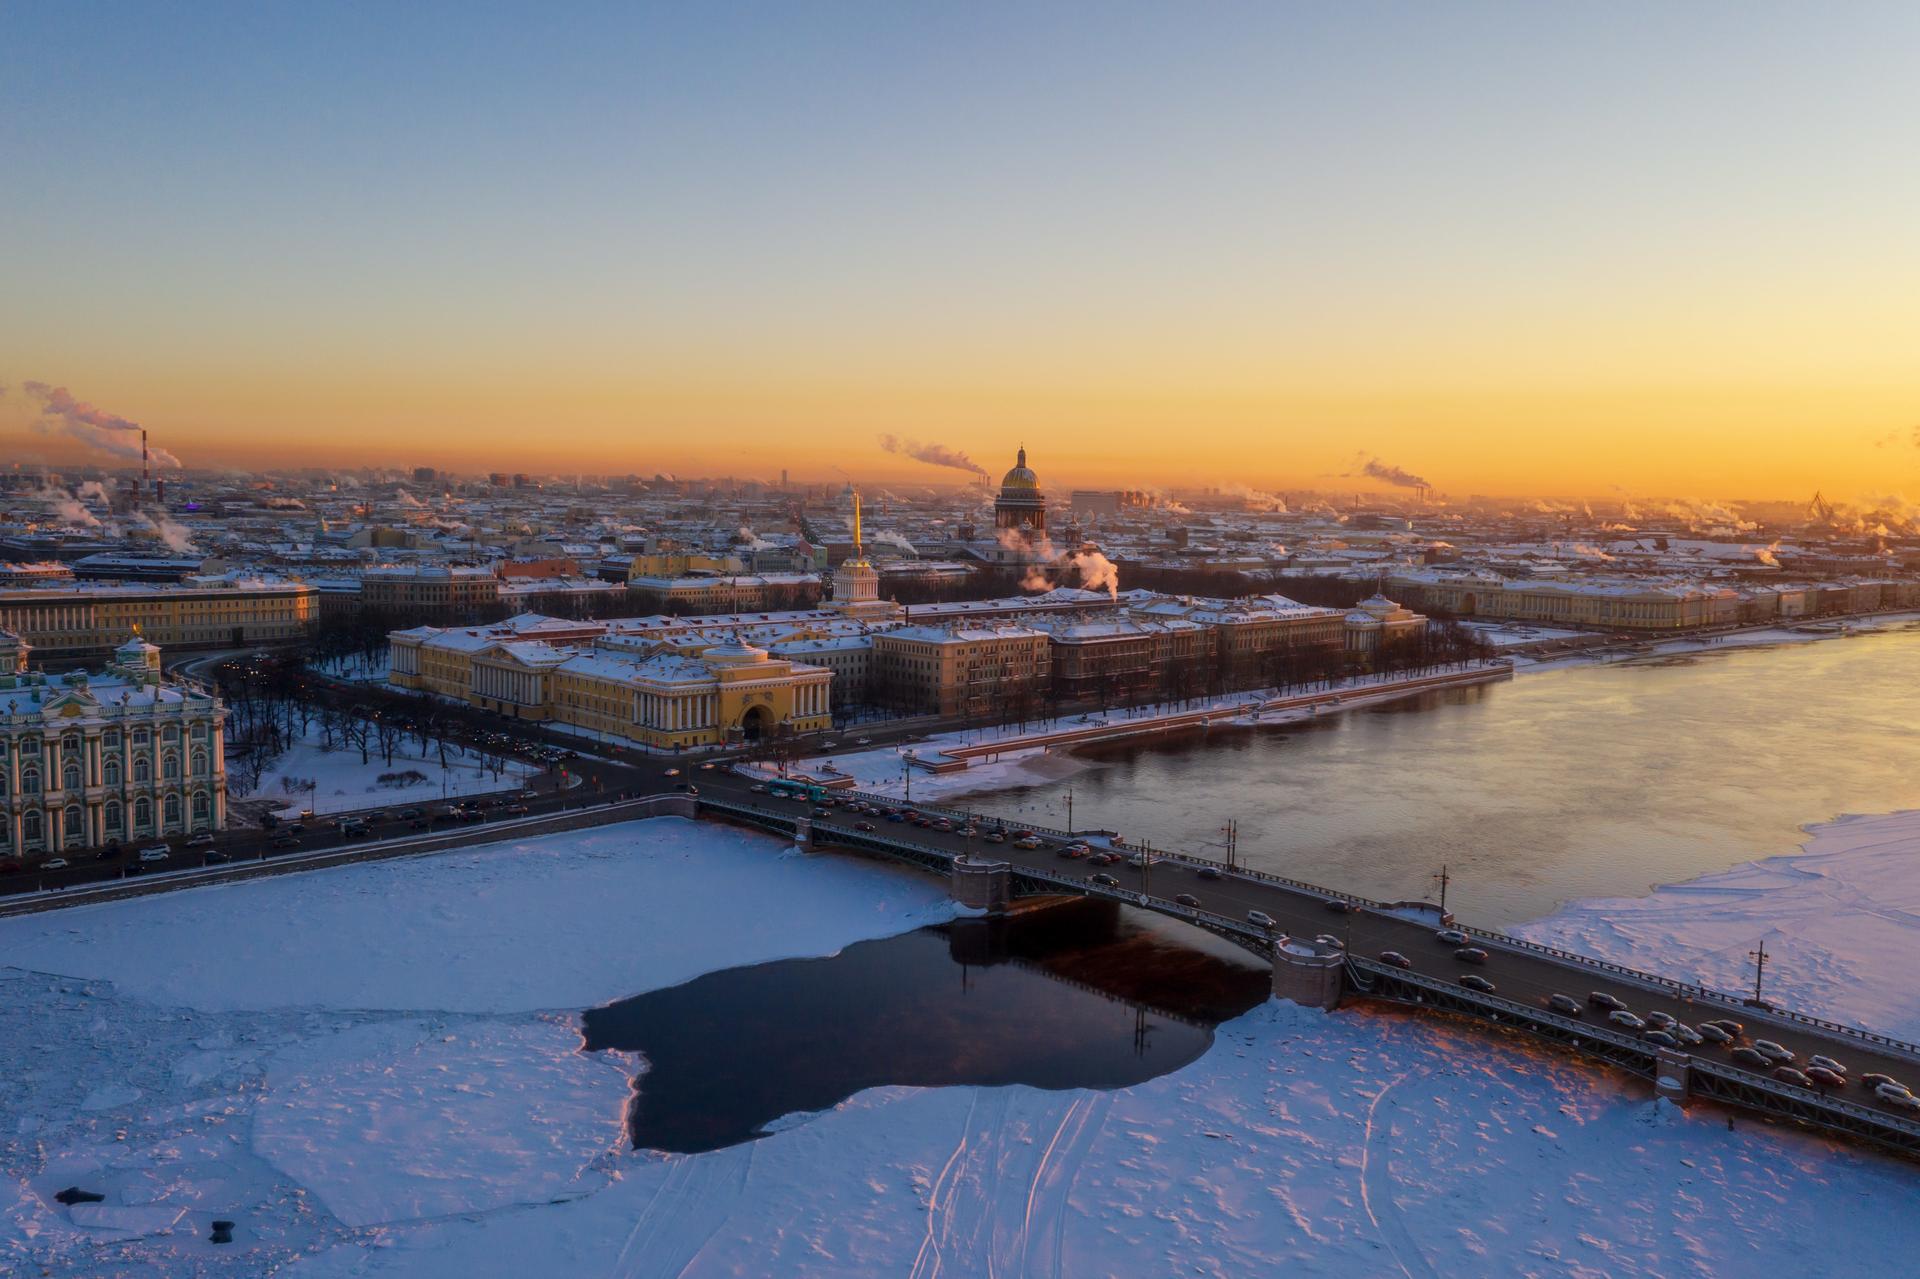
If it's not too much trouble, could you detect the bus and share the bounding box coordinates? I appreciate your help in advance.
[767,779,830,803]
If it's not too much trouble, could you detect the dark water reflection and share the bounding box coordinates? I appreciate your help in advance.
[960,625,1920,927]
[581,901,1268,1153]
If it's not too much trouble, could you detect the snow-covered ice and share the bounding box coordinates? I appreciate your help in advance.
[8,805,1920,1276]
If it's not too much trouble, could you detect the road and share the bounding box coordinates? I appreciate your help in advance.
[680,767,1920,1140]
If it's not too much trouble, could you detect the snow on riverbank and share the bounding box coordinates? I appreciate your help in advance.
[1516,806,1920,1040]
[10,807,1920,1276]
[243,727,535,817]
[800,671,1498,802]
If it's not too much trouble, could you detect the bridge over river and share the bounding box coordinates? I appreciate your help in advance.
[697,776,1920,1164]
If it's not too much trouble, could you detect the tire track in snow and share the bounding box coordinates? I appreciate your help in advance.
[1357,1070,1436,1279]
[605,1143,754,1279]
[910,1088,982,1279]
[1018,1091,1111,1279]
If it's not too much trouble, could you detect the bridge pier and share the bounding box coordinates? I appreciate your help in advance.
[950,857,1012,914]
[1655,1049,1692,1105]
[792,816,813,850]
[1270,938,1345,1010]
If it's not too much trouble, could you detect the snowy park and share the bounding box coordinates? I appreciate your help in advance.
[239,726,536,818]
[5,811,1920,1276]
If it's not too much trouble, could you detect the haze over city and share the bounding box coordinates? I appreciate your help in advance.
[10,6,1920,1277]
[6,2,1920,494]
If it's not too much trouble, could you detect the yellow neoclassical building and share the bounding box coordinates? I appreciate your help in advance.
[391,625,831,749]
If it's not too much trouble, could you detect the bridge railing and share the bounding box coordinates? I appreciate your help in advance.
[717,793,1920,1065]
[1351,958,1920,1139]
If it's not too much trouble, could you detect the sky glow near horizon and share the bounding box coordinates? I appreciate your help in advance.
[3,1,1918,497]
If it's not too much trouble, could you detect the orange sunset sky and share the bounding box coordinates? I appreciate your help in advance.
[4,3,1918,498]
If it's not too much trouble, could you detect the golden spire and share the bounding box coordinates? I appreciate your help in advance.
[852,488,863,560]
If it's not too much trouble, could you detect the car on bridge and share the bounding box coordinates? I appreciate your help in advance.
[1608,1010,1646,1031]
[1589,991,1627,1012]
[1089,873,1119,888]
[1247,910,1277,930]
[1643,1030,1678,1048]
[1547,993,1583,1016]
[1695,1023,1733,1045]
[1197,866,1222,880]
[1732,1047,1773,1068]
[1806,1066,1846,1088]
[1379,951,1413,969]
[1174,893,1202,908]
[1861,1072,1904,1093]
[1809,1054,1848,1076]
[1774,1066,1814,1088]
[1755,1039,1795,1063]
[1458,975,1496,993]
[1435,928,1468,945]
[1453,947,1488,965]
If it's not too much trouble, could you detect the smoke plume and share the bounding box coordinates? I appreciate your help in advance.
[1018,544,1120,600]
[1218,482,1287,512]
[735,526,777,552]
[878,434,989,476]
[130,510,200,554]
[22,381,182,467]
[1348,453,1430,490]
[36,485,100,528]
[868,530,917,556]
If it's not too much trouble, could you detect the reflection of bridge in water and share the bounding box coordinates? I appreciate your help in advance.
[701,786,1920,1164]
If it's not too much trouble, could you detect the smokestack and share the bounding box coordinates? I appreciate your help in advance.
[142,428,150,496]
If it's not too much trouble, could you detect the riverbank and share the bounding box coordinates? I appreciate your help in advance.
[787,661,1511,802]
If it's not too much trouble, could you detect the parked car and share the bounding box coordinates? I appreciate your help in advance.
[138,845,170,863]
[1435,928,1468,945]
[203,851,230,864]
[1547,993,1583,1016]
[1247,910,1277,930]
[1588,992,1627,1012]
[1378,951,1413,970]
[1458,975,1497,994]
[185,832,216,848]
[40,858,69,871]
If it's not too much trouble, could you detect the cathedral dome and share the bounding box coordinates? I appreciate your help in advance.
[1000,447,1039,492]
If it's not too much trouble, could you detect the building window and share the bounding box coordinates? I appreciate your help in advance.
[105,800,123,836]
[23,811,43,848]
[191,791,210,827]
[134,756,151,783]
[63,805,84,847]
[104,759,121,786]
[164,793,181,830]
[162,753,180,781]
[134,796,153,831]
[62,763,80,792]
[133,730,149,747]
[21,767,40,795]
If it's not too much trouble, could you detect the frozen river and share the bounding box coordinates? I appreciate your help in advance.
[960,621,1920,926]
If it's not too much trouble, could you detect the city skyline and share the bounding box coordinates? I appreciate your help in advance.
[6,3,1920,495]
